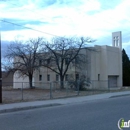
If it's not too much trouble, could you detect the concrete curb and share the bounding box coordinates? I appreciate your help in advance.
[109,93,130,98]
[0,103,62,114]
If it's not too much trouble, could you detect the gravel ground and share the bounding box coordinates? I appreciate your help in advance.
[2,87,129,104]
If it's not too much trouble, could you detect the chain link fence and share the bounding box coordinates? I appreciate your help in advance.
[2,80,124,103]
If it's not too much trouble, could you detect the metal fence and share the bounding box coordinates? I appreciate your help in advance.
[2,80,123,103]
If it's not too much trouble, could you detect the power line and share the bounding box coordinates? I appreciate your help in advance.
[0,19,60,37]
[1,1,123,29]
[0,4,126,48]
[2,1,72,27]
[0,19,124,52]
[0,20,122,53]
[0,1,128,43]
[1,0,129,37]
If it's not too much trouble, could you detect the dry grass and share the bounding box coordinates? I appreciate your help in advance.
[2,87,130,104]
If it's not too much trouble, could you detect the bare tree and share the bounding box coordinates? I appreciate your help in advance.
[40,37,94,89]
[4,38,44,88]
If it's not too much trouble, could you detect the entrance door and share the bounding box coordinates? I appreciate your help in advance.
[108,76,117,88]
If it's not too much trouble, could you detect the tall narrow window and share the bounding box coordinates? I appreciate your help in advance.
[75,74,79,80]
[39,60,42,66]
[113,40,115,46]
[39,75,42,81]
[65,74,68,81]
[47,58,50,64]
[98,74,100,81]
[47,74,50,81]
[56,74,59,81]
[65,58,69,65]
[75,56,79,64]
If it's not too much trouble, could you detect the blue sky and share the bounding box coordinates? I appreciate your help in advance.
[0,0,130,55]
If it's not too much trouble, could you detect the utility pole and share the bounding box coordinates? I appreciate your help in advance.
[0,32,2,103]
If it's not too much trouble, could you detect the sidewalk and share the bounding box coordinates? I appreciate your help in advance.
[0,91,130,114]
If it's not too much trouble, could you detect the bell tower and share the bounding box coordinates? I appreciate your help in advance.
[112,31,122,87]
[112,31,122,50]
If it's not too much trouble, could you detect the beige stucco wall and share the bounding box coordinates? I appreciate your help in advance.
[13,44,122,89]
[89,45,122,89]
[13,71,30,89]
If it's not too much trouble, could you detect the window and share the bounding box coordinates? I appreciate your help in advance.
[65,74,68,81]
[113,40,115,45]
[65,58,69,65]
[116,39,119,46]
[113,36,119,46]
[47,74,50,81]
[75,74,79,80]
[39,60,42,66]
[47,58,50,64]
[39,75,42,81]
[75,56,79,64]
[98,74,100,81]
[56,74,59,81]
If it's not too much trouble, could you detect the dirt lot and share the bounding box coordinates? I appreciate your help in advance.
[2,87,129,104]
[2,88,50,103]
[2,88,82,103]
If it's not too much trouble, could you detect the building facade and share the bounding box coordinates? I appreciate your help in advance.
[13,31,122,89]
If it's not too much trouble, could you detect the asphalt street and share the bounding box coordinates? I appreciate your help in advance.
[0,95,130,130]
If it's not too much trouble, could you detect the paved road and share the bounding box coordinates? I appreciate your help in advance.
[0,96,130,130]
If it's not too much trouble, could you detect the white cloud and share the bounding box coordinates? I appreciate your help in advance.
[0,0,130,53]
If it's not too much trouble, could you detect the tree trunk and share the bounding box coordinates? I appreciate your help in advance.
[60,75,64,89]
[29,74,33,89]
